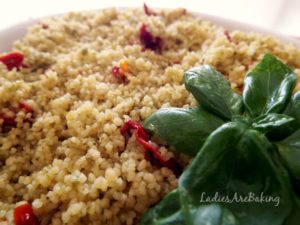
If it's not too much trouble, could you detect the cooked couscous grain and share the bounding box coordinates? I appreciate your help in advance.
[1,7,300,225]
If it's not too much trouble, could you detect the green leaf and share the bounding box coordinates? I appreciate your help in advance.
[284,91,300,124]
[251,113,295,133]
[179,122,293,225]
[184,65,243,120]
[277,130,300,183]
[243,54,296,118]
[141,193,239,225]
[180,202,239,225]
[143,107,224,156]
[140,189,184,225]
[284,197,300,225]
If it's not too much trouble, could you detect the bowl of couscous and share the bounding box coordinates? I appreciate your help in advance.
[1,5,300,225]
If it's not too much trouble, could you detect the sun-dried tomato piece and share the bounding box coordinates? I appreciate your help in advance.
[111,66,128,83]
[19,100,33,114]
[41,23,49,29]
[235,84,244,95]
[0,52,25,71]
[0,112,17,128]
[224,30,238,44]
[121,120,147,145]
[143,3,157,16]
[139,24,162,52]
[224,30,232,42]
[14,203,39,225]
[0,101,34,131]
[112,66,120,76]
[121,120,182,175]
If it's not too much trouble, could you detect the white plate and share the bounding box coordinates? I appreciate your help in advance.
[0,10,300,52]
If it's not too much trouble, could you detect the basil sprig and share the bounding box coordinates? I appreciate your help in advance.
[141,54,300,225]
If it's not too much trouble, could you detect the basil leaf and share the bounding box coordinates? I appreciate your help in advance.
[284,198,300,225]
[151,211,184,225]
[251,113,295,133]
[284,91,300,125]
[141,194,239,225]
[180,202,239,225]
[179,122,293,225]
[143,107,224,156]
[277,130,300,184]
[184,65,243,120]
[243,54,296,118]
[140,189,184,225]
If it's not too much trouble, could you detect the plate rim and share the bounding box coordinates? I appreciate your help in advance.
[0,8,300,52]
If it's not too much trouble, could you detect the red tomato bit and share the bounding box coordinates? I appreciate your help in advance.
[19,100,33,114]
[112,66,120,76]
[236,84,244,95]
[14,203,39,225]
[111,66,128,83]
[41,23,49,29]
[19,100,34,124]
[143,3,157,16]
[121,120,182,176]
[0,52,25,71]
[224,30,238,44]
[0,101,34,131]
[224,30,232,42]
[139,24,162,52]
[0,113,17,128]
